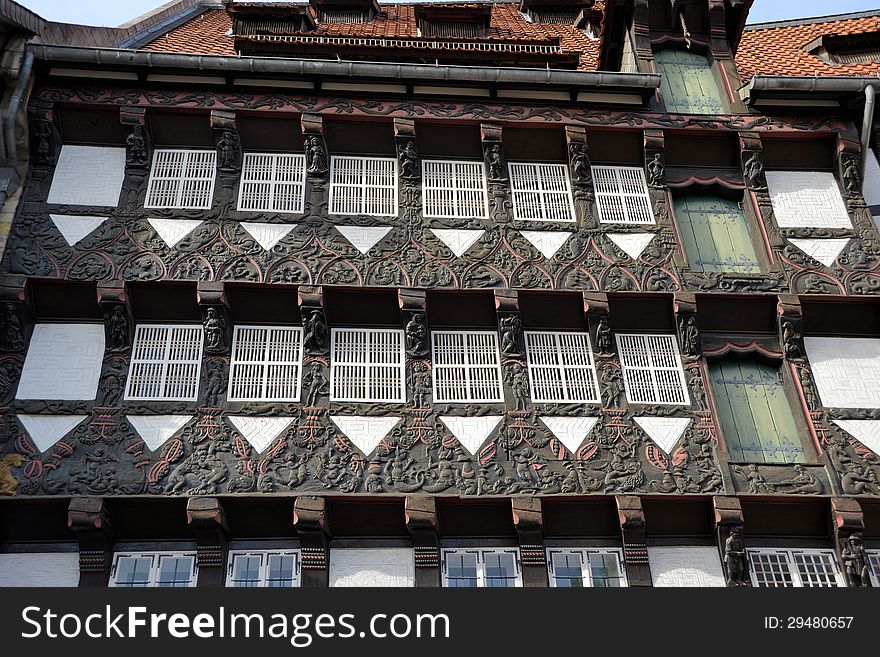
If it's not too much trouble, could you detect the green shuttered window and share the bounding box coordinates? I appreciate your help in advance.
[709,359,805,464]
[674,195,761,274]
[655,49,725,114]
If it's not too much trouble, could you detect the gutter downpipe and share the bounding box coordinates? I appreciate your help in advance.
[861,82,876,190]
[4,49,34,164]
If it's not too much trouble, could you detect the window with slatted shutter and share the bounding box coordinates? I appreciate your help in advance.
[422,160,489,219]
[615,333,688,405]
[237,153,306,213]
[329,156,398,217]
[330,328,406,402]
[228,326,304,402]
[432,331,504,403]
[508,163,576,222]
[592,166,655,224]
[525,331,601,403]
[145,149,217,210]
[125,325,204,401]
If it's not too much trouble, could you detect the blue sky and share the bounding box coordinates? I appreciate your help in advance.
[16,0,880,28]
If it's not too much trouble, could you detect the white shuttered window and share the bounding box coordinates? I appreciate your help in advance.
[748,549,844,588]
[432,331,504,403]
[615,333,688,405]
[237,153,306,213]
[329,156,397,217]
[330,328,406,402]
[509,163,576,222]
[422,159,489,219]
[228,326,304,402]
[145,149,217,210]
[592,165,655,224]
[525,331,601,403]
[125,325,204,401]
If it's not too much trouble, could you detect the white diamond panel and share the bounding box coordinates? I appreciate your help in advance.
[17,414,87,453]
[766,171,851,229]
[47,145,126,207]
[330,416,401,455]
[329,548,414,587]
[439,415,503,455]
[649,547,726,587]
[804,337,880,409]
[49,214,107,246]
[17,323,105,401]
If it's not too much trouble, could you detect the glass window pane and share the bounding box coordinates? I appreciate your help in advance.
[231,554,262,588]
[484,552,516,588]
[446,553,478,588]
[115,556,152,588]
[267,554,297,588]
[156,556,193,588]
[552,552,584,588]
[589,553,622,588]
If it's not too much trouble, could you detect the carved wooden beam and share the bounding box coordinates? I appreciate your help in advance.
[512,497,547,587]
[0,274,28,354]
[565,125,596,229]
[186,496,229,587]
[674,292,700,360]
[616,495,652,586]
[405,495,440,587]
[294,495,330,587]
[713,495,749,587]
[831,497,870,587]
[68,497,114,587]
[777,294,803,362]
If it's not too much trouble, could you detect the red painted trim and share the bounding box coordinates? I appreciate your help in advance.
[789,361,824,456]
[748,188,776,266]
[702,340,783,359]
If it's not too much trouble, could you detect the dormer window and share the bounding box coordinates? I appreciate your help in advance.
[805,31,880,65]
[227,2,316,38]
[416,6,491,39]
[519,0,597,30]
[311,0,378,25]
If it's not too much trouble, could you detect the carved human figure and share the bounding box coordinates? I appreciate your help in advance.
[217,130,239,171]
[303,362,328,407]
[499,314,522,356]
[305,135,327,175]
[203,308,226,353]
[204,362,225,407]
[743,152,766,189]
[745,463,774,494]
[303,310,328,354]
[843,157,861,195]
[647,153,664,187]
[108,305,129,351]
[569,143,591,183]
[399,141,419,179]
[841,534,870,587]
[125,125,148,167]
[782,320,801,360]
[841,462,879,496]
[486,143,504,180]
[405,313,428,356]
[410,363,431,408]
[511,367,529,411]
[724,526,749,586]
[680,315,700,356]
[595,315,613,354]
[600,364,624,408]
[0,303,24,352]
[33,120,53,163]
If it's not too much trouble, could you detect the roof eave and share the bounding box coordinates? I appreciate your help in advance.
[740,75,880,107]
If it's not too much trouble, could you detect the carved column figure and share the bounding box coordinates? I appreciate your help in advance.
[187,496,229,587]
[495,289,528,412]
[644,129,665,189]
[714,496,749,586]
[301,114,329,225]
[481,123,511,225]
[832,497,871,587]
[777,295,803,362]
[68,497,114,587]
[739,132,783,254]
[674,292,701,359]
[565,125,596,229]
[616,495,652,586]
[512,497,548,587]
[198,281,229,356]
[98,281,131,353]
[0,275,28,354]
[405,496,440,587]
[211,110,241,175]
[400,289,430,408]
[299,286,330,410]
[395,118,421,229]
[121,106,151,171]
[294,496,330,587]
[29,104,58,167]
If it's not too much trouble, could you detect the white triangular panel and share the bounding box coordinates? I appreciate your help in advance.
[430,229,485,258]
[241,222,296,251]
[330,416,401,455]
[335,226,393,255]
[539,416,599,454]
[634,417,691,454]
[228,416,296,454]
[49,215,107,246]
[147,218,204,248]
[519,231,573,259]
[789,238,850,268]
[607,233,655,261]
[17,414,87,453]
[127,415,194,451]
[834,420,880,457]
[440,415,503,455]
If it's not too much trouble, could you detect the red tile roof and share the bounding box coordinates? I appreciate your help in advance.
[142,3,601,70]
[736,12,880,82]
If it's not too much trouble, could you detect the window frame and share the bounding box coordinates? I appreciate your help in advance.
[524,330,602,404]
[507,162,576,223]
[431,330,505,403]
[747,548,845,588]
[145,148,217,210]
[227,325,304,402]
[441,548,522,588]
[546,548,628,588]
[328,155,398,217]
[421,159,489,219]
[329,327,407,403]
[591,165,656,225]
[226,549,301,588]
[109,551,198,588]
[124,324,204,402]
[237,152,307,214]
[868,549,880,588]
[615,333,689,406]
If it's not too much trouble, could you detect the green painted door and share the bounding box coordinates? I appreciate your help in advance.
[674,195,761,274]
[709,359,806,464]
[655,49,726,114]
